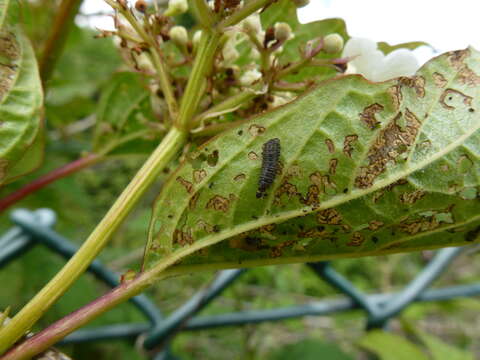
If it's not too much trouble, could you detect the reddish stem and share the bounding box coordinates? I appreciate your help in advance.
[0,273,150,360]
[0,153,102,213]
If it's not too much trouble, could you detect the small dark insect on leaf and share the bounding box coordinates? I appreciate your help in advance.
[257,138,281,198]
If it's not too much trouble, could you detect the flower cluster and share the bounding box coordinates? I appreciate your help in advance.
[106,0,411,137]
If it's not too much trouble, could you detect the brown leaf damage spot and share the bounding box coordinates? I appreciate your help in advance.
[439,88,472,110]
[248,151,258,160]
[448,49,469,69]
[173,228,194,246]
[196,220,219,234]
[343,135,358,158]
[299,226,327,238]
[207,150,219,166]
[270,240,297,258]
[400,190,425,204]
[387,85,402,111]
[274,181,299,203]
[193,169,207,183]
[248,124,266,137]
[359,103,384,129]
[398,217,439,235]
[176,176,193,193]
[316,208,342,225]
[329,159,338,175]
[458,66,480,87]
[399,76,426,98]
[325,139,335,153]
[233,173,246,181]
[0,33,20,101]
[302,185,320,208]
[354,110,421,189]
[188,192,200,210]
[206,194,234,212]
[432,72,447,88]
[368,220,384,231]
[347,232,365,246]
[447,49,480,86]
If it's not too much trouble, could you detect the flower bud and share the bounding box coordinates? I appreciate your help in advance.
[135,0,147,13]
[136,53,155,73]
[164,0,188,16]
[222,39,239,65]
[274,22,293,42]
[291,0,309,7]
[323,33,344,54]
[239,69,262,86]
[168,26,188,47]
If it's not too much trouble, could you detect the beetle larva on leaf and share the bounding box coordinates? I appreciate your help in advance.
[256,138,281,198]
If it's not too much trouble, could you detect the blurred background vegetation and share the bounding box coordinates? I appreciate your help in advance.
[1,1,480,359]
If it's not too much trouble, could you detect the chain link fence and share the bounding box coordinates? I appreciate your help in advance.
[1,209,479,359]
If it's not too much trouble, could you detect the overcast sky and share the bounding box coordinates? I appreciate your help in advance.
[81,0,479,62]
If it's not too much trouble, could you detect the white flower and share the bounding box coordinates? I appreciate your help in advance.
[242,13,262,34]
[164,0,188,16]
[241,13,265,44]
[222,39,239,65]
[342,38,419,82]
[240,69,262,86]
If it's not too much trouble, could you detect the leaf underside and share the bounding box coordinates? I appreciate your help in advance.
[92,72,160,156]
[0,0,44,185]
[145,48,480,274]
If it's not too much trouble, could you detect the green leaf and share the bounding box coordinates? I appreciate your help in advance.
[358,330,429,360]
[145,48,480,273]
[92,72,162,156]
[417,331,473,360]
[261,0,349,83]
[0,0,44,185]
[46,25,121,106]
[268,339,353,360]
[378,41,430,55]
[400,324,474,360]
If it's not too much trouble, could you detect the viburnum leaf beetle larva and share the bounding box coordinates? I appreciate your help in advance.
[257,138,281,198]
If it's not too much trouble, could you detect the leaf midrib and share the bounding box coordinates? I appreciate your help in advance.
[175,120,479,264]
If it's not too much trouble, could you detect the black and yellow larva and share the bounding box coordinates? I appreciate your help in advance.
[256,138,281,198]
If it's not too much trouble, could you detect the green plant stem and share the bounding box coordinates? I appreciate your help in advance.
[192,90,257,126]
[0,221,244,360]
[0,1,248,354]
[218,0,271,29]
[39,0,82,86]
[0,127,187,354]
[178,30,221,129]
[189,0,215,28]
